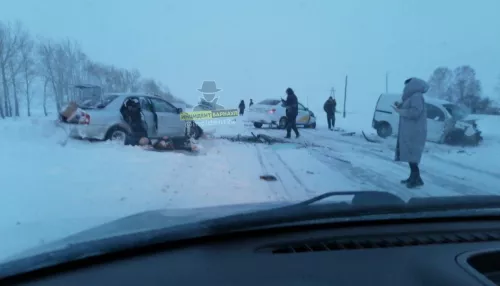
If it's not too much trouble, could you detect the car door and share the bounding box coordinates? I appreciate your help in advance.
[150,97,184,136]
[296,103,311,125]
[138,97,157,137]
[425,103,446,142]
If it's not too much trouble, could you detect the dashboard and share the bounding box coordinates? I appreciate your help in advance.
[6,219,500,286]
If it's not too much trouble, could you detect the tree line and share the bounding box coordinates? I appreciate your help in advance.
[427,65,499,115]
[0,20,183,119]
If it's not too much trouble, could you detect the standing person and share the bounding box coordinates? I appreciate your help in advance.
[393,77,428,189]
[249,99,254,107]
[281,87,300,138]
[238,100,245,115]
[323,96,337,130]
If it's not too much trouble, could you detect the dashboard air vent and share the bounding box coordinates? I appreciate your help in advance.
[261,230,500,254]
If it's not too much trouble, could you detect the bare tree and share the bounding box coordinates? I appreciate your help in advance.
[495,74,500,101]
[0,21,26,117]
[38,38,59,109]
[0,19,188,118]
[38,38,87,109]
[19,30,36,116]
[6,23,32,117]
[141,78,161,95]
[428,66,453,100]
[42,77,50,116]
[451,65,482,108]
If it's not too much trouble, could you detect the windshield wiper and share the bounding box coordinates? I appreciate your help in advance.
[285,190,405,208]
[202,192,500,233]
[202,191,406,232]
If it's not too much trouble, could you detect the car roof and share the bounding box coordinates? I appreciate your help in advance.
[424,96,452,105]
[104,93,150,98]
[379,93,452,106]
[104,93,173,101]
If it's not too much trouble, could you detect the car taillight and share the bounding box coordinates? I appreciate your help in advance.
[268,109,276,114]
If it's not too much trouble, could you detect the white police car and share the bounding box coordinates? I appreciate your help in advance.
[247,99,316,129]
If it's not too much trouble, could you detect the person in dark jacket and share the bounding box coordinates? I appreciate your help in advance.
[323,96,337,130]
[120,98,148,145]
[238,100,245,115]
[281,87,300,138]
[249,99,254,107]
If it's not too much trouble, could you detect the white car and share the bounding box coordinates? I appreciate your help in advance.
[372,93,482,144]
[247,99,317,129]
[58,93,201,142]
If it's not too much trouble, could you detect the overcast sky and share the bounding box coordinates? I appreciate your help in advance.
[2,0,499,111]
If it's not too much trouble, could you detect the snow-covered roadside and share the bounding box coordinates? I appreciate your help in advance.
[246,113,500,199]
[1,112,499,261]
[0,116,360,261]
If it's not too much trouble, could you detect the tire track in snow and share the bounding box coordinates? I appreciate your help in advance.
[308,147,431,200]
[301,130,490,196]
[255,144,315,200]
[302,129,500,182]
[354,147,488,196]
[254,144,290,201]
[271,149,315,197]
[426,153,500,179]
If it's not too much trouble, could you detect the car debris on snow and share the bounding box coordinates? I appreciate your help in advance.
[260,175,277,181]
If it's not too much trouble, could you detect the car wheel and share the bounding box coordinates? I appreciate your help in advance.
[278,117,287,129]
[376,122,392,138]
[309,122,316,129]
[253,122,263,128]
[106,126,129,143]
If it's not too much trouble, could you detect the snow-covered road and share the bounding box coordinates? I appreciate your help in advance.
[0,114,499,261]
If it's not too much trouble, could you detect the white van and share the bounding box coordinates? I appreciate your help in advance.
[371,93,482,144]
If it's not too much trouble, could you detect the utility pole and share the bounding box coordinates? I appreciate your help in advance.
[385,72,389,93]
[343,75,348,118]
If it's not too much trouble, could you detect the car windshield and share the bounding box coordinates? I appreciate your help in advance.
[257,99,281,105]
[443,104,470,121]
[79,95,118,109]
[0,0,499,273]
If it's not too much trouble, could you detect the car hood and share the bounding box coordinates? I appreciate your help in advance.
[455,118,479,130]
[6,201,289,262]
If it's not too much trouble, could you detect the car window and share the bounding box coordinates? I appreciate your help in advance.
[150,98,177,113]
[258,99,280,105]
[298,103,306,110]
[426,104,445,121]
[139,97,154,112]
[79,95,118,109]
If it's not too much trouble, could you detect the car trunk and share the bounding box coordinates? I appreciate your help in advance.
[249,99,281,113]
[59,102,92,125]
[249,104,274,113]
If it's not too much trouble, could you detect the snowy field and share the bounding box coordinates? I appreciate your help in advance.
[1,110,500,261]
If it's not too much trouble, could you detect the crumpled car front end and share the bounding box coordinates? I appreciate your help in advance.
[444,119,483,146]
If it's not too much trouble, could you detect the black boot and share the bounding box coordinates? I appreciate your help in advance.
[414,175,424,186]
[406,175,424,189]
[400,177,411,184]
[401,172,414,184]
